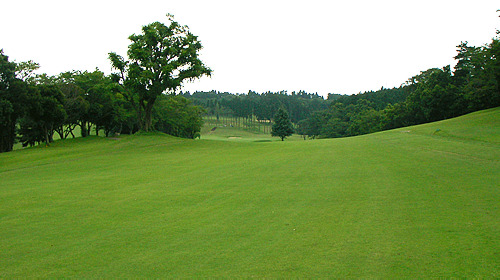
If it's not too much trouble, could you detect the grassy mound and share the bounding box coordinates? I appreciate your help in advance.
[1,108,499,277]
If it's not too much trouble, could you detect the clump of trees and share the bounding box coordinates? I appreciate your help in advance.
[0,14,210,153]
[153,94,205,139]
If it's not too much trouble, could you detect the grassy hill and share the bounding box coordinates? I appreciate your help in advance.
[1,108,499,277]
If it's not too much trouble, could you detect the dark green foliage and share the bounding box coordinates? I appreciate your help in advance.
[0,50,16,92]
[380,103,410,130]
[0,98,15,148]
[51,70,131,138]
[271,107,294,141]
[56,83,89,139]
[20,84,67,146]
[405,66,463,123]
[183,90,328,123]
[153,95,204,139]
[457,40,500,111]
[330,87,410,110]
[0,50,27,152]
[296,119,310,139]
[34,70,125,139]
[18,117,44,147]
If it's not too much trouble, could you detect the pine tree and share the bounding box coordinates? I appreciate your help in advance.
[271,107,294,141]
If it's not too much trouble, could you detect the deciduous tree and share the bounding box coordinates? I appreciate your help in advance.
[20,84,66,146]
[109,14,212,132]
[0,49,17,152]
[153,95,204,139]
[0,50,32,152]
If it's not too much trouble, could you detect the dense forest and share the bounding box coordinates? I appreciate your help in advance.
[180,90,328,123]
[1,17,499,152]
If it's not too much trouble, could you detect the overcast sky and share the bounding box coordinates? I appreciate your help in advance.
[1,0,498,96]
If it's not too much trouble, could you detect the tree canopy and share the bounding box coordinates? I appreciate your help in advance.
[109,14,212,132]
[0,49,25,152]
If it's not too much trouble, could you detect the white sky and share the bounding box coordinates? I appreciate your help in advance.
[1,0,498,96]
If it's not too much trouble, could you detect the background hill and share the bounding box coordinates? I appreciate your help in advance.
[0,108,498,277]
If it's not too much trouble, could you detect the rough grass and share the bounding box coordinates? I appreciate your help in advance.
[0,108,499,277]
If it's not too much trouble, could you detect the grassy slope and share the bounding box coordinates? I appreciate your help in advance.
[0,108,498,277]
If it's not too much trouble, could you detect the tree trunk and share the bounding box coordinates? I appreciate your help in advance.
[80,121,87,137]
[48,124,54,143]
[0,122,16,153]
[44,127,50,146]
[65,124,76,139]
[117,123,123,135]
[55,126,65,140]
[138,104,144,131]
[143,99,156,132]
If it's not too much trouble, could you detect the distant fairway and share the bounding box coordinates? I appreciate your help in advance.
[1,108,498,277]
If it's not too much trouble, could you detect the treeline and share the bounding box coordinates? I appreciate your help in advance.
[0,51,204,152]
[2,27,498,152]
[181,90,328,123]
[297,38,500,138]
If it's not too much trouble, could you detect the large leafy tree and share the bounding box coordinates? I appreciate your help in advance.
[404,66,464,124]
[20,84,66,146]
[75,71,117,136]
[109,14,212,132]
[271,107,294,141]
[0,49,17,152]
[0,50,32,152]
[55,81,89,139]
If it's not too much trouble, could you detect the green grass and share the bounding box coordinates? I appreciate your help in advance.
[201,125,303,142]
[1,108,499,277]
[200,115,276,141]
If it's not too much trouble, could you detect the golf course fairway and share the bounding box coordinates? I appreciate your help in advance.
[0,108,498,277]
